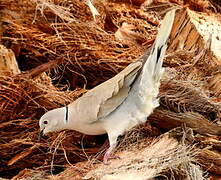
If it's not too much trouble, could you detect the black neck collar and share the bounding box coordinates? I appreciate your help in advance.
[65,106,69,123]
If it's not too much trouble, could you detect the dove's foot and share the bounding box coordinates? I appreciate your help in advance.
[103,151,111,165]
[109,154,120,160]
[102,134,119,164]
[103,153,120,165]
[103,147,120,165]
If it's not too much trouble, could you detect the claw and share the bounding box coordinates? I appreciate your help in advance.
[103,150,120,165]
[109,154,120,160]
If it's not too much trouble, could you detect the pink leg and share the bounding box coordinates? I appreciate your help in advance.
[103,135,120,165]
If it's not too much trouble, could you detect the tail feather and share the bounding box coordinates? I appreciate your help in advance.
[139,9,175,101]
[153,10,175,79]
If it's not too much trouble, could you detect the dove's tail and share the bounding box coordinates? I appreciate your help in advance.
[138,10,175,109]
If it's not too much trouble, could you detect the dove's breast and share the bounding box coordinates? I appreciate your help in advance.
[66,110,107,135]
[68,120,107,135]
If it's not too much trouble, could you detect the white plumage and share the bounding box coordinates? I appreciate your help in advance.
[39,9,175,164]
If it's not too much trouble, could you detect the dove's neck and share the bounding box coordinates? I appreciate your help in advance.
[63,103,107,135]
[59,105,81,130]
[60,106,72,128]
[49,106,72,131]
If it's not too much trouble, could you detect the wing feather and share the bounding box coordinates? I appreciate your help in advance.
[70,61,142,123]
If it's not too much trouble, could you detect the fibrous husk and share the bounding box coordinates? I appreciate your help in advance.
[85,135,205,180]
[0,0,221,179]
[0,45,20,75]
[1,0,158,88]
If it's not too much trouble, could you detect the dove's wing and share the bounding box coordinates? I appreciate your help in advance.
[70,61,142,123]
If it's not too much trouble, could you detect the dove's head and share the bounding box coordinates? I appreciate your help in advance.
[39,107,67,139]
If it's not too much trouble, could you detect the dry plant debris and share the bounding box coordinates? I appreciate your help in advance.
[0,0,221,179]
[85,135,204,180]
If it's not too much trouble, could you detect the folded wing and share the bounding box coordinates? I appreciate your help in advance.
[70,61,142,123]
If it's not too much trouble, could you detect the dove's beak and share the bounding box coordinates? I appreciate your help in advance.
[38,128,45,140]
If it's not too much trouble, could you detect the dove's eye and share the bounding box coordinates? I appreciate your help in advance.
[43,120,48,125]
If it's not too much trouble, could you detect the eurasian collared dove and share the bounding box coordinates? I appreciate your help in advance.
[39,9,175,164]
